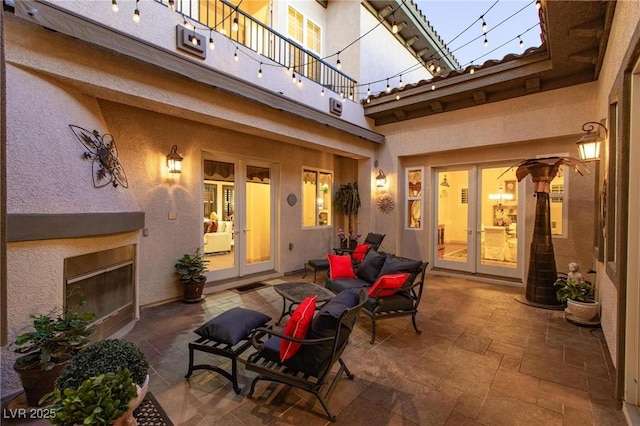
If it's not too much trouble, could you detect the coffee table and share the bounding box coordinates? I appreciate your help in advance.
[273,281,335,324]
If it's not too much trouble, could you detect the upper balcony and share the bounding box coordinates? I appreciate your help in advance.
[8,0,381,142]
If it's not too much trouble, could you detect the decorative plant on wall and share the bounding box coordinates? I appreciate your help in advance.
[508,156,586,308]
[70,125,128,188]
[335,182,361,237]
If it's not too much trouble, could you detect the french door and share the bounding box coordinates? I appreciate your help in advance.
[432,164,523,279]
[203,156,275,281]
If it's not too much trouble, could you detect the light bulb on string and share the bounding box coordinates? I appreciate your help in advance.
[392,15,398,34]
[399,74,404,88]
[182,17,191,30]
[519,36,524,49]
[470,67,475,75]
[385,79,391,93]
[191,30,198,46]
[366,98,371,104]
[291,71,296,83]
[209,31,215,50]
[429,63,435,71]
[234,47,239,61]
[258,63,263,78]
[431,84,436,90]
[535,0,542,10]
[232,14,239,32]
[436,65,441,73]
[297,77,302,86]
[336,52,342,70]
[168,0,175,12]
[395,94,400,101]
[367,86,371,97]
[349,92,354,101]
[483,36,488,47]
[321,88,325,96]
[133,1,140,23]
[481,17,487,33]
[111,0,118,13]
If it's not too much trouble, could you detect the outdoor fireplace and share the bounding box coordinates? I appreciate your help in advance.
[64,245,136,340]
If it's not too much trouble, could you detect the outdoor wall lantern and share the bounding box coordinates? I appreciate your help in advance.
[577,121,607,161]
[376,169,387,188]
[167,145,184,173]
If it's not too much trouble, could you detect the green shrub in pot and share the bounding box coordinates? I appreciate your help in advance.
[55,339,149,390]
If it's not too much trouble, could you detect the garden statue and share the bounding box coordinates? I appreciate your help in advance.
[567,262,585,284]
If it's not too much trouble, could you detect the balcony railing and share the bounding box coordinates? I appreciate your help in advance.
[162,0,356,97]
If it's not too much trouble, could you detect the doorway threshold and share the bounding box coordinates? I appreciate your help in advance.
[429,267,523,287]
[203,271,281,295]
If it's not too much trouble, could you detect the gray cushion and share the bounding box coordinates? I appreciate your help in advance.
[194,307,271,345]
[355,250,386,283]
[326,277,368,294]
[379,255,422,287]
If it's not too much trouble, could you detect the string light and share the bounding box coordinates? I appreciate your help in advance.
[111,0,118,13]
[483,36,488,47]
[481,16,488,33]
[470,67,475,75]
[399,74,404,88]
[336,52,342,70]
[232,14,239,32]
[429,63,435,71]
[182,16,191,30]
[367,85,371,97]
[291,71,296,83]
[234,47,239,61]
[518,36,524,49]
[321,87,325,96]
[535,0,542,10]
[392,14,398,34]
[436,65,441,73]
[366,98,371,104]
[431,84,436,90]
[258,63,263,78]
[132,0,140,23]
[395,94,400,100]
[385,79,391,93]
[168,0,175,12]
[209,30,215,50]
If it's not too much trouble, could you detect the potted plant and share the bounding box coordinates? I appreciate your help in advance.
[12,309,96,406]
[335,182,361,248]
[46,339,150,425]
[48,367,138,425]
[175,248,210,303]
[554,276,600,323]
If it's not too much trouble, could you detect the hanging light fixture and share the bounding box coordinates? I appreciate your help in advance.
[489,185,514,205]
[391,14,398,34]
[336,52,342,70]
[483,36,488,47]
[167,145,183,173]
[258,63,263,78]
[111,0,119,13]
[535,0,542,10]
[376,169,387,188]
[576,121,607,161]
[232,14,239,32]
[168,0,175,12]
[132,0,140,23]
[440,174,450,187]
[209,30,215,50]
[234,47,239,61]
[481,17,487,32]
[385,78,391,93]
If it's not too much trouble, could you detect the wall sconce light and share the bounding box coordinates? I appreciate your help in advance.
[166,145,183,173]
[376,169,387,188]
[576,121,607,161]
[440,174,450,187]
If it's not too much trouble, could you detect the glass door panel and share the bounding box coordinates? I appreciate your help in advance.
[243,164,273,274]
[477,166,520,278]
[434,169,473,272]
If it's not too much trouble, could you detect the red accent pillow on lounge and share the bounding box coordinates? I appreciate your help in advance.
[280,295,317,361]
[368,273,411,298]
[351,244,370,262]
[327,254,356,280]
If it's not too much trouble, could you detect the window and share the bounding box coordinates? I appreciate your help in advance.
[302,168,332,227]
[549,167,567,236]
[406,167,423,229]
[287,6,322,81]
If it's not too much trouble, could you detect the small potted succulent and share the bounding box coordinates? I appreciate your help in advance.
[175,248,209,302]
[12,309,96,406]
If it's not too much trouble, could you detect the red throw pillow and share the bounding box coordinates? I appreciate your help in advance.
[368,273,411,298]
[280,295,317,361]
[327,254,356,280]
[351,244,370,262]
[208,221,218,233]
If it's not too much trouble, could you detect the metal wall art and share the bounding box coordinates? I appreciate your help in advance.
[70,125,128,188]
[377,194,395,214]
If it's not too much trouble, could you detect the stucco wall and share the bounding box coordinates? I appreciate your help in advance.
[592,0,640,367]
[373,83,597,257]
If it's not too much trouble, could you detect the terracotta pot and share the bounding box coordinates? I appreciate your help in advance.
[14,361,67,406]
[183,278,206,303]
[113,374,149,426]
